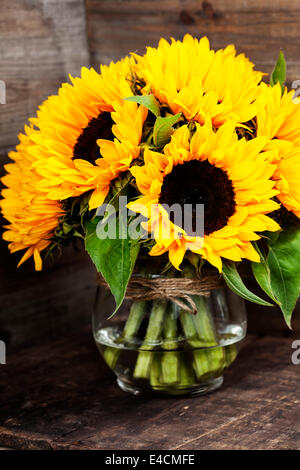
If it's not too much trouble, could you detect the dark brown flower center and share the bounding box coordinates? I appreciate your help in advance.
[158,160,236,235]
[236,117,257,141]
[73,112,114,163]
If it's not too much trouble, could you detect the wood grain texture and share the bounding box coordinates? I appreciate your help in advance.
[0,245,97,351]
[0,0,90,154]
[0,0,93,351]
[0,331,299,450]
[86,0,300,85]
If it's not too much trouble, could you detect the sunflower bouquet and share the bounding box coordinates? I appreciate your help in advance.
[1,36,300,395]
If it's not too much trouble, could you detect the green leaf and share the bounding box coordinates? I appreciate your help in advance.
[251,243,280,305]
[270,51,286,94]
[124,94,160,117]
[267,227,300,328]
[223,262,273,307]
[153,113,182,147]
[85,216,140,315]
[106,172,132,210]
[262,230,280,245]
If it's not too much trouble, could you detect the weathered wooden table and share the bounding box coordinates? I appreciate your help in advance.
[0,329,299,450]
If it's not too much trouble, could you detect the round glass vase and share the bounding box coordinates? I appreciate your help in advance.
[92,277,247,397]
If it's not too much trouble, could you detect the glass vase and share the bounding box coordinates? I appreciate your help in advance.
[92,276,247,397]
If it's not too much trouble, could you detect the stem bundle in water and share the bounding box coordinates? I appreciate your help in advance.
[134,299,167,379]
[102,292,238,394]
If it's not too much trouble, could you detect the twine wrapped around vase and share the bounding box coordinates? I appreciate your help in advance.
[97,274,224,314]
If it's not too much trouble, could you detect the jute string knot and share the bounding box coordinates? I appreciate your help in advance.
[97,274,224,314]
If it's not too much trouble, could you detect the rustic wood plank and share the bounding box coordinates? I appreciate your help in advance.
[86,0,300,85]
[0,331,299,450]
[0,246,97,351]
[0,0,92,350]
[179,398,300,449]
[0,0,90,153]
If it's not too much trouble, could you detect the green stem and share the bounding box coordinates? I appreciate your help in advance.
[180,298,225,380]
[134,299,167,379]
[161,352,180,384]
[180,308,209,378]
[143,299,167,346]
[123,300,147,343]
[192,350,212,378]
[163,303,178,350]
[192,295,224,378]
[103,300,146,370]
[150,354,162,389]
[160,303,180,384]
[103,346,119,370]
[180,310,203,348]
[225,343,238,367]
[206,347,224,376]
[133,351,152,380]
[178,357,195,388]
[192,296,218,346]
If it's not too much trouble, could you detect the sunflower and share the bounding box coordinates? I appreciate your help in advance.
[71,98,148,209]
[257,82,300,147]
[133,34,263,127]
[0,126,64,270]
[256,82,300,218]
[1,57,148,269]
[272,147,300,218]
[129,122,280,271]
[26,57,147,207]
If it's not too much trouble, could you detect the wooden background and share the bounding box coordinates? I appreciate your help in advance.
[1,0,300,351]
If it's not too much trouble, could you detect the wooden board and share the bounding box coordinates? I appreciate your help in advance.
[0,330,299,450]
[0,246,97,351]
[0,0,92,351]
[0,0,90,155]
[86,0,300,85]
